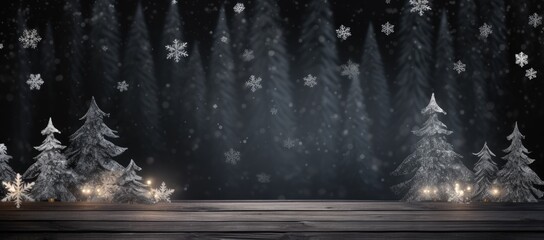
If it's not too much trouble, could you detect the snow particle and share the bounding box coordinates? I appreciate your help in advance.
[165,39,188,63]
[242,49,254,62]
[515,52,528,67]
[26,74,44,90]
[303,74,318,88]
[245,75,263,92]
[479,23,493,39]
[453,60,466,74]
[116,81,129,92]
[270,107,278,115]
[525,68,537,80]
[171,0,177,5]
[283,137,298,149]
[409,0,431,16]
[220,36,228,43]
[336,25,352,41]
[0,43,3,49]
[256,173,271,183]
[529,13,542,28]
[18,29,41,49]
[381,22,395,36]
[340,60,360,80]
[233,3,245,14]
[224,148,241,165]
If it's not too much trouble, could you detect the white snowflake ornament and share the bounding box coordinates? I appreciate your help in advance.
[27,74,44,90]
[151,182,175,203]
[515,52,528,67]
[2,173,35,208]
[165,39,188,63]
[479,23,493,39]
[117,81,129,92]
[18,29,41,49]
[525,68,537,80]
[242,49,254,62]
[453,60,466,74]
[409,0,431,16]
[245,75,262,92]
[529,13,542,28]
[303,74,317,88]
[336,25,351,41]
[224,148,241,165]
[381,22,394,36]
[340,60,360,80]
[233,3,245,14]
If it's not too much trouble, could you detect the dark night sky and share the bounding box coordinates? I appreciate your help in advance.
[0,0,544,199]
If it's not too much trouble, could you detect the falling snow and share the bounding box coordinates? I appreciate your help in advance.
[1,173,34,208]
[224,148,241,165]
[529,13,542,28]
[303,74,317,88]
[479,23,493,39]
[0,43,3,49]
[171,0,177,5]
[233,3,245,14]
[409,0,431,16]
[336,25,351,41]
[165,39,188,63]
[18,29,41,49]
[340,60,360,80]
[283,137,297,149]
[515,52,528,67]
[525,68,537,80]
[381,22,394,36]
[220,36,228,43]
[245,75,262,92]
[26,74,44,90]
[242,49,255,62]
[453,60,466,74]
[117,81,129,92]
[270,107,278,115]
[256,173,271,183]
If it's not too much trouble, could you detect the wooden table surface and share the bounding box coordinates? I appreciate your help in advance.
[0,200,543,239]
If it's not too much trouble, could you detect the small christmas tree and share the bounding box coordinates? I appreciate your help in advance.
[66,97,126,185]
[0,143,16,195]
[392,93,473,201]
[472,142,499,202]
[23,118,78,202]
[494,122,544,202]
[112,160,152,204]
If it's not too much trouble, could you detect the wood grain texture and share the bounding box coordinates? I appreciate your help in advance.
[0,201,542,239]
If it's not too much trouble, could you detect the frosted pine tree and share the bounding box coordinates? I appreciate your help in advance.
[112,160,153,204]
[122,3,163,155]
[23,118,78,202]
[392,93,473,201]
[494,123,544,202]
[472,142,498,202]
[0,144,16,195]
[66,97,126,182]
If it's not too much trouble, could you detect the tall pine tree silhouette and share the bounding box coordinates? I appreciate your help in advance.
[249,0,297,197]
[393,0,433,161]
[90,0,120,113]
[122,3,163,156]
[64,0,87,133]
[297,0,341,196]
[360,23,392,174]
[434,12,464,152]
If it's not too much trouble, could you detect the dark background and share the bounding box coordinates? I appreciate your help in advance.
[0,0,543,200]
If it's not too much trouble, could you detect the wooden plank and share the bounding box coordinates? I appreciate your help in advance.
[1,201,543,212]
[0,210,543,222]
[1,221,544,232]
[1,232,543,240]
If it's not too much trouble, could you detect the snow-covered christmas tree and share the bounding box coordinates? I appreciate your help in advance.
[23,118,78,202]
[112,160,152,204]
[494,122,544,202]
[0,143,16,195]
[392,93,473,201]
[472,142,499,202]
[66,97,126,188]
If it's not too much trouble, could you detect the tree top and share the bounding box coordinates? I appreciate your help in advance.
[422,93,446,115]
[41,118,60,136]
[473,142,496,158]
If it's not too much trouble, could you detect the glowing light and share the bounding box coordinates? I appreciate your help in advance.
[147,180,152,185]
[491,188,500,195]
[466,186,471,191]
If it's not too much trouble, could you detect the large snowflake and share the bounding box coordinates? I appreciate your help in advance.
[340,60,360,80]
[117,81,129,92]
[525,68,537,80]
[303,74,317,88]
[479,23,493,39]
[224,148,241,165]
[2,173,34,208]
[515,52,528,67]
[233,3,245,14]
[453,60,466,74]
[151,182,175,203]
[381,22,394,36]
[27,74,44,90]
[165,39,188,63]
[336,25,351,41]
[245,75,262,92]
[409,0,431,16]
[18,29,41,49]
[529,13,542,28]
[242,49,254,62]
